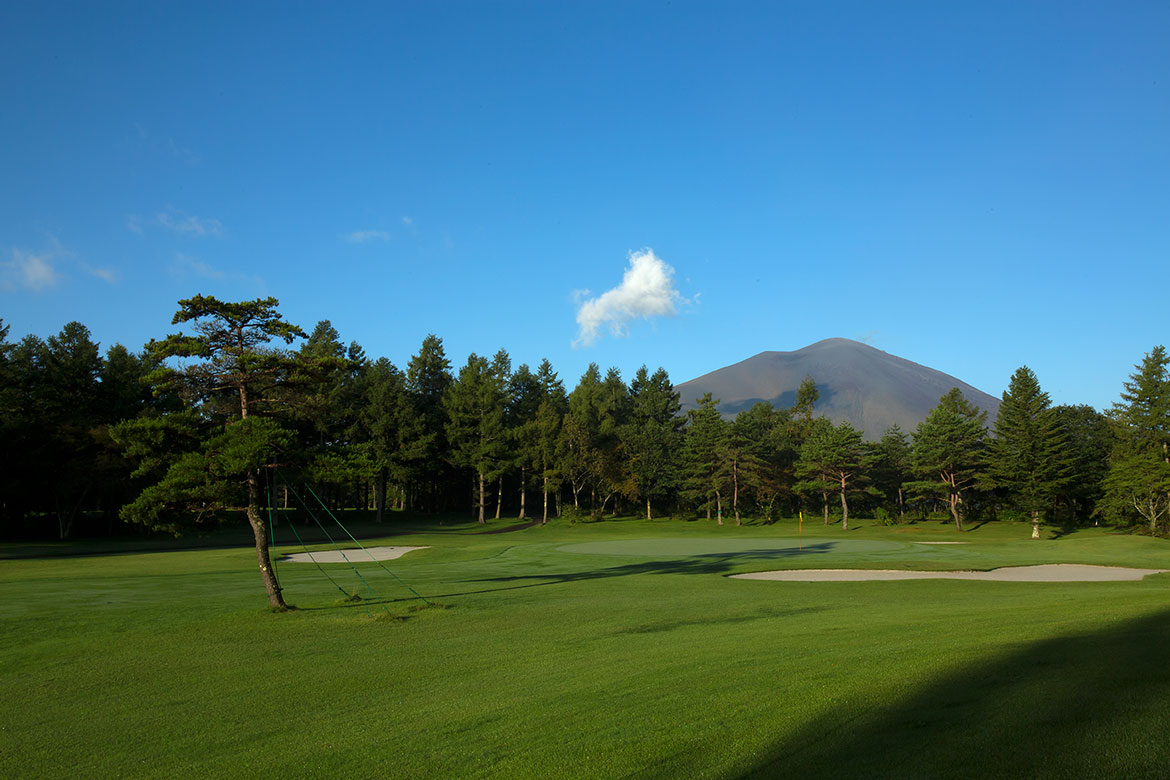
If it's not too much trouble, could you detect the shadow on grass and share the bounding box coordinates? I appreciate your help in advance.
[433,543,838,598]
[720,608,1170,779]
[614,605,830,636]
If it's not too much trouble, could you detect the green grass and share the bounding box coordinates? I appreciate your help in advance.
[2,517,1168,778]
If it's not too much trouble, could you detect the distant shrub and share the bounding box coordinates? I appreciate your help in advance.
[874,507,897,526]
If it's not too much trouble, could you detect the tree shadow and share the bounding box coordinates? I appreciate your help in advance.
[722,608,1170,779]
[434,543,839,598]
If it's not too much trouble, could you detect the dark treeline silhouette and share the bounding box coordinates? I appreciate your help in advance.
[2,300,1167,548]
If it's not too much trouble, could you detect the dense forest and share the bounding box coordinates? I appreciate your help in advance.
[2,296,1167,548]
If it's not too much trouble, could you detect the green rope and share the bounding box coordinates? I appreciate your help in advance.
[302,482,432,606]
[280,504,353,599]
[279,479,388,616]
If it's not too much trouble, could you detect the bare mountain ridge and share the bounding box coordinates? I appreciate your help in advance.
[675,338,1000,440]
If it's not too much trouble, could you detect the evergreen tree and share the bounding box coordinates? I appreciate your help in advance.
[1051,404,1111,523]
[990,366,1066,538]
[621,366,682,520]
[406,334,452,511]
[681,393,729,523]
[909,388,988,531]
[594,367,631,514]
[1102,346,1170,533]
[115,296,305,609]
[357,357,419,521]
[565,363,608,511]
[730,402,790,523]
[870,425,912,519]
[488,349,513,519]
[533,359,567,523]
[507,362,542,520]
[37,323,104,538]
[796,419,867,529]
[443,353,508,524]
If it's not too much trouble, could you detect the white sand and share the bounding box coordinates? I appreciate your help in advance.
[732,564,1168,582]
[281,546,429,563]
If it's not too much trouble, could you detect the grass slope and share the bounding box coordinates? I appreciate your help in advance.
[1,518,1168,779]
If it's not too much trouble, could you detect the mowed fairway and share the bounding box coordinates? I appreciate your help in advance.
[2,519,1169,779]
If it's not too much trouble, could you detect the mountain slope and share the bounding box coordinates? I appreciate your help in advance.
[675,338,1000,439]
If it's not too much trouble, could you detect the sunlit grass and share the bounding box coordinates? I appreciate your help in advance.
[1,517,1167,778]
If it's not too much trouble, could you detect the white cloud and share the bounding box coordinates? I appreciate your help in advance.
[574,248,686,347]
[401,216,413,226]
[2,248,62,291]
[346,229,390,244]
[157,209,223,237]
[87,266,117,284]
[170,252,226,279]
[127,214,145,234]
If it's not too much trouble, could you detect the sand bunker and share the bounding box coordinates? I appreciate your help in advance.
[733,564,1168,582]
[281,546,429,563]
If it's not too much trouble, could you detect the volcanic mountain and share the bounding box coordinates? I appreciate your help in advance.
[675,338,1000,439]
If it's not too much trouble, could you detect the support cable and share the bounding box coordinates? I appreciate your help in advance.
[302,482,432,606]
[277,476,389,616]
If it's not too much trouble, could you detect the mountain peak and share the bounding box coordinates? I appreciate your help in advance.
[676,340,999,439]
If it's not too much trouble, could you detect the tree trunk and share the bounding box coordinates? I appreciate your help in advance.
[247,471,287,610]
[949,489,963,532]
[478,471,486,524]
[375,468,386,524]
[542,475,549,525]
[54,487,84,541]
[1031,509,1040,539]
[733,457,741,526]
[518,465,526,520]
[495,475,503,520]
[897,486,904,518]
[839,479,849,531]
[822,490,829,524]
[646,498,652,521]
[716,490,723,525]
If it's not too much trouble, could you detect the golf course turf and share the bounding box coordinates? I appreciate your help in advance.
[2,517,1168,778]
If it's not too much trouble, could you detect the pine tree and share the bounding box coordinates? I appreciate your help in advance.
[909,388,988,531]
[796,419,867,529]
[990,366,1067,538]
[444,353,508,524]
[533,359,567,523]
[1102,346,1170,533]
[621,366,682,520]
[871,425,912,519]
[730,402,789,523]
[405,334,452,511]
[1051,405,1111,523]
[115,296,305,609]
[681,393,729,523]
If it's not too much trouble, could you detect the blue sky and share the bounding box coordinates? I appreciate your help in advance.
[2,1,1167,412]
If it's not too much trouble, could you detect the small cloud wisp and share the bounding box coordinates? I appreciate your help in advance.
[574,248,685,347]
[2,248,61,291]
[346,230,390,244]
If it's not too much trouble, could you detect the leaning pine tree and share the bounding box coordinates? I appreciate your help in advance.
[112,296,305,610]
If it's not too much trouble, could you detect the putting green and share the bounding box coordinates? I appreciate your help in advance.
[558,537,904,558]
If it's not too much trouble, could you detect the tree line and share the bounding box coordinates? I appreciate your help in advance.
[2,297,1167,559]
